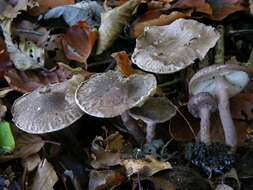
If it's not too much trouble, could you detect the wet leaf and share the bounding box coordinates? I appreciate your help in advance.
[44,1,103,27]
[29,0,74,16]
[96,0,142,54]
[131,10,192,38]
[30,159,58,190]
[88,170,125,190]
[0,121,15,154]
[0,134,45,161]
[123,155,172,177]
[62,22,98,64]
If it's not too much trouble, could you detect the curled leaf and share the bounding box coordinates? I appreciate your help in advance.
[1,20,45,71]
[96,0,142,55]
[62,22,98,64]
[44,1,103,27]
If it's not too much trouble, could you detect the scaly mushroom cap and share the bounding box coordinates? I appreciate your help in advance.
[12,75,85,134]
[189,64,250,97]
[75,70,157,118]
[131,18,220,74]
[129,97,176,123]
[188,92,217,118]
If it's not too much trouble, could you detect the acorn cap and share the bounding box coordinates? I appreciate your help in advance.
[75,70,157,118]
[188,92,217,118]
[131,18,219,74]
[12,75,85,134]
[129,97,176,123]
[189,64,250,97]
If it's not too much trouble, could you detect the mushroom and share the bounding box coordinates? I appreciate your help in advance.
[131,18,220,74]
[187,92,217,145]
[75,70,157,143]
[12,74,85,134]
[129,97,176,143]
[189,64,250,148]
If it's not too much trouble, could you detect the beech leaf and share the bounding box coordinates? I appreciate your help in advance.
[44,1,103,27]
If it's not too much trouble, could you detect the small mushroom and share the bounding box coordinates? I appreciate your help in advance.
[131,18,220,74]
[129,97,176,143]
[189,64,250,148]
[75,70,157,143]
[12,74,85,134]
[188,92,217,145]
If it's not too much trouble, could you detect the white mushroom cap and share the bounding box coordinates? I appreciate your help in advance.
[189,64,250,97]
[131,18,220,74]
[129,97,176,123]
[12,75,85,134]
[75,70,157,118]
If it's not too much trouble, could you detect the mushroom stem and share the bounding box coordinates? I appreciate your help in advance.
[199,107,211,144]
[121,112,145,144]
[216,76,237,148]
[146,122,156,144]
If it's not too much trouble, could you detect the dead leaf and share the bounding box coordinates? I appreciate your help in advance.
[30,159,58,190]
[0,134,45,161]
[29,0,74,16]
[111,51,135,77]
[0,37,13,79]
[123,155,172,177]
[173,0,212,15]
[91,152,122,169]
[89,170,125,190]
[215,184,234,190]
[62,22,98,64]
[22,154,41,172]
[131,10,192,38]
[44,1,103,27]
[105,132,125,152]
[96,0,142,54]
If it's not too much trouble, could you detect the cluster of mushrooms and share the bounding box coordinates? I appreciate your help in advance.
[11,19,251,157]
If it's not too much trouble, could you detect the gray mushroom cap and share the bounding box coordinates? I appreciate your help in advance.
[129,97,177,123]
[12,75,85,134]
[189,64,250,97]
[131,18,220,74]
[188,92,217,118]
[75,70,157,118]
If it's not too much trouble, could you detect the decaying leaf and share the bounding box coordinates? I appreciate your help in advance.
[0,0,37,20]
[1,20,45,71]
[111,51,135,77]
[104,132,125,152]
[0,37,13,79]
[96,0,142,55]
[44,1,103,27]
[30,159,58,190]
[123,155,172,177]
[132,18,220,74]
[29,0,74,16]
[173,0,212,15]
[22,154,41,172]
[88,170,125,190]
[62,22,98,64]
[131,10,192,38]
[0,134,45,161]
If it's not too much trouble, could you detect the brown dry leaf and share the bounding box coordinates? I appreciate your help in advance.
[30,159,58,190]
[111,51,135,77]
[88,170,125,190]
[29,0,74,16]
[62,21,98,64]
[173,0,212,15]
[230,93,253,120]
[123,155,172,177]
[91,152,122,169]
[0,37,13,80]
[22,154,41,172]
[105,132,125,152]
[0,134,45,161]
[131,10,191,38]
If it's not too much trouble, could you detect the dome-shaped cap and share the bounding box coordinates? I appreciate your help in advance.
[188,92,217,118]
[189,64,250,97]
[129,97,176,123]
[131,18,220,74]
[12,75,85,134]
[75,70,157,118]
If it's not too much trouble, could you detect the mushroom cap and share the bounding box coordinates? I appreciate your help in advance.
[12,75,85,134]
[129,97,177,123]
[131,18,220,74]
[188,92,217,118]
[75,70,157,118]
[189,64,250,97]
